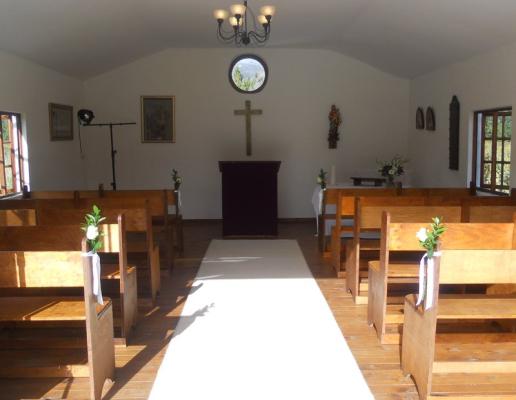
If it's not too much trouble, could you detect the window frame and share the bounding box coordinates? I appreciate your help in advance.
[0,111,25,196]
[472,107,512,196]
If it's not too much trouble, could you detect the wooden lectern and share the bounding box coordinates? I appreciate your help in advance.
[219,161,281,237]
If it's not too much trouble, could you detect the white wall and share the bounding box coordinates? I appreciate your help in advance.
[0,49,84,190]
[81,48,410,219]
[408,42,516,188]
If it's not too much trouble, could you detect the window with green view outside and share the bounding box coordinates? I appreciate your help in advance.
[474,108,511,194]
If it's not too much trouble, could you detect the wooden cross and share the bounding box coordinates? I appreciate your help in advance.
[234,100,263,156]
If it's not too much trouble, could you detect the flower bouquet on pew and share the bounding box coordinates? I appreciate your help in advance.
[81,205,106,304]
[172,169,183,191]
[415,217,446,309]
[317,168,327,190]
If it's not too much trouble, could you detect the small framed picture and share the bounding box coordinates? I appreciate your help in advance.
[49,103,73,141]
[141,96,175,143]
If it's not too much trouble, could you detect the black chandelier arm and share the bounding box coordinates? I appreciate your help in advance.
[248,28,270,43]
[217,24,238,43]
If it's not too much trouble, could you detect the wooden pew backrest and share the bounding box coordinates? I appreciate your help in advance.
[0,209,36,226]
[0,224,122,252]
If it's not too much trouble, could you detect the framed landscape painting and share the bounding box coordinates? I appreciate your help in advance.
[49,103,73,141]
[141,95,175,143]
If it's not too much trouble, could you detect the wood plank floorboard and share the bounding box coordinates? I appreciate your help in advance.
[0,220,420,399]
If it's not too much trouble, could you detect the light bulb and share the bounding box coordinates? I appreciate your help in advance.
[258,15,268,25]
[213,9,229,20]
[260,5,276,17]
[229,16,240,27]
[230,3,246,16]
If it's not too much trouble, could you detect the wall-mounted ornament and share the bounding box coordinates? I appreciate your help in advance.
[449,95,460,170]
[416,108,425,130]
[328,104,342,149]
[426,107,435,131]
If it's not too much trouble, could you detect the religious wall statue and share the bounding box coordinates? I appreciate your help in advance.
[328,104,342,149]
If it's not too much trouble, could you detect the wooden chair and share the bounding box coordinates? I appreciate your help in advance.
[36,200,160,306]
[367,209,461,343]
[402,246,516,399]
[0,215,137,345]
[0,241,115,400]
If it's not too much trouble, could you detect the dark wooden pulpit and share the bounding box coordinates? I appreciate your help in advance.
[219,161,281,237]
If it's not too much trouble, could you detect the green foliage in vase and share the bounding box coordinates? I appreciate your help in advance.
[81,205,105,253]
[317,168,327,190]
[416,217,446,258]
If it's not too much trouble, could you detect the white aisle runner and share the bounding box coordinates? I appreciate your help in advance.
[149,240,373,400]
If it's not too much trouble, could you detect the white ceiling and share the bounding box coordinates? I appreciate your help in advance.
[1,0,516,79]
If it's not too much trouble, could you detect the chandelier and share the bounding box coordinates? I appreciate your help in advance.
[213,1,276,46]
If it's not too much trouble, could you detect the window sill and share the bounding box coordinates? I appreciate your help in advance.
[0,192,22,200]
[475,187,510,197]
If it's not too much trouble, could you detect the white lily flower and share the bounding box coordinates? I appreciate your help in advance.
[86,225,99,240]
[416,227,428,242]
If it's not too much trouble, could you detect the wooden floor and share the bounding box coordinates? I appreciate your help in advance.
[0,220,418,399]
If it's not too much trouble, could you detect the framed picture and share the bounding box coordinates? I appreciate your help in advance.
[426,107,436,131]
[141,96,175,143]
[416,107,425,130]
[49,103,73,141]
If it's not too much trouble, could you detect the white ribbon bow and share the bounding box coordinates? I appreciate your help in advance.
[82,251,104,305]
[416,252,441,310]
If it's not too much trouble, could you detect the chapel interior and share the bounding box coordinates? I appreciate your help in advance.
[1,1,516,399]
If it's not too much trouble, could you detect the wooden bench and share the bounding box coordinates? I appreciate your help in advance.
[0,244,115,400]
[0,216,137,345]
[345,197,462,304]
[35,199,160,306]
[329,188,397,270]
[0,208,36,226]
[401,247,516,399]
[327,188,472,270]
[23,190,78,199]
[367,209,462,343]
[78,189,179,268]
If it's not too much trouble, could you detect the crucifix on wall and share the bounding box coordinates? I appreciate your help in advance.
[234,100,263,156]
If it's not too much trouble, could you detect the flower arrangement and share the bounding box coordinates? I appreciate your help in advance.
[82,205,105,253]
[317,169,327,190]
[416,217,446,258]
[328,105,342,149]
[377,155,408,183]
[172,169,183,191]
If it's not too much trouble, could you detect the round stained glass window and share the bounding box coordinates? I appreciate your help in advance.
[229,54,268,94]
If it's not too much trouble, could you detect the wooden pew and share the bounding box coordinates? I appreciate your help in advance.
[367,206,461,344]
[0,208,36,226]
[0,217,138,345]
[23,190,78,199]
[328,188,472,271]
[0,243,115,400]
[345,197,462,304]
[36,199,160,306]
[78,189,178,268]
[401,246,516,399]
[329,188,397,273]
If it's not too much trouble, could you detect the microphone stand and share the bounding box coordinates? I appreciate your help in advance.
[82,122,136,190]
